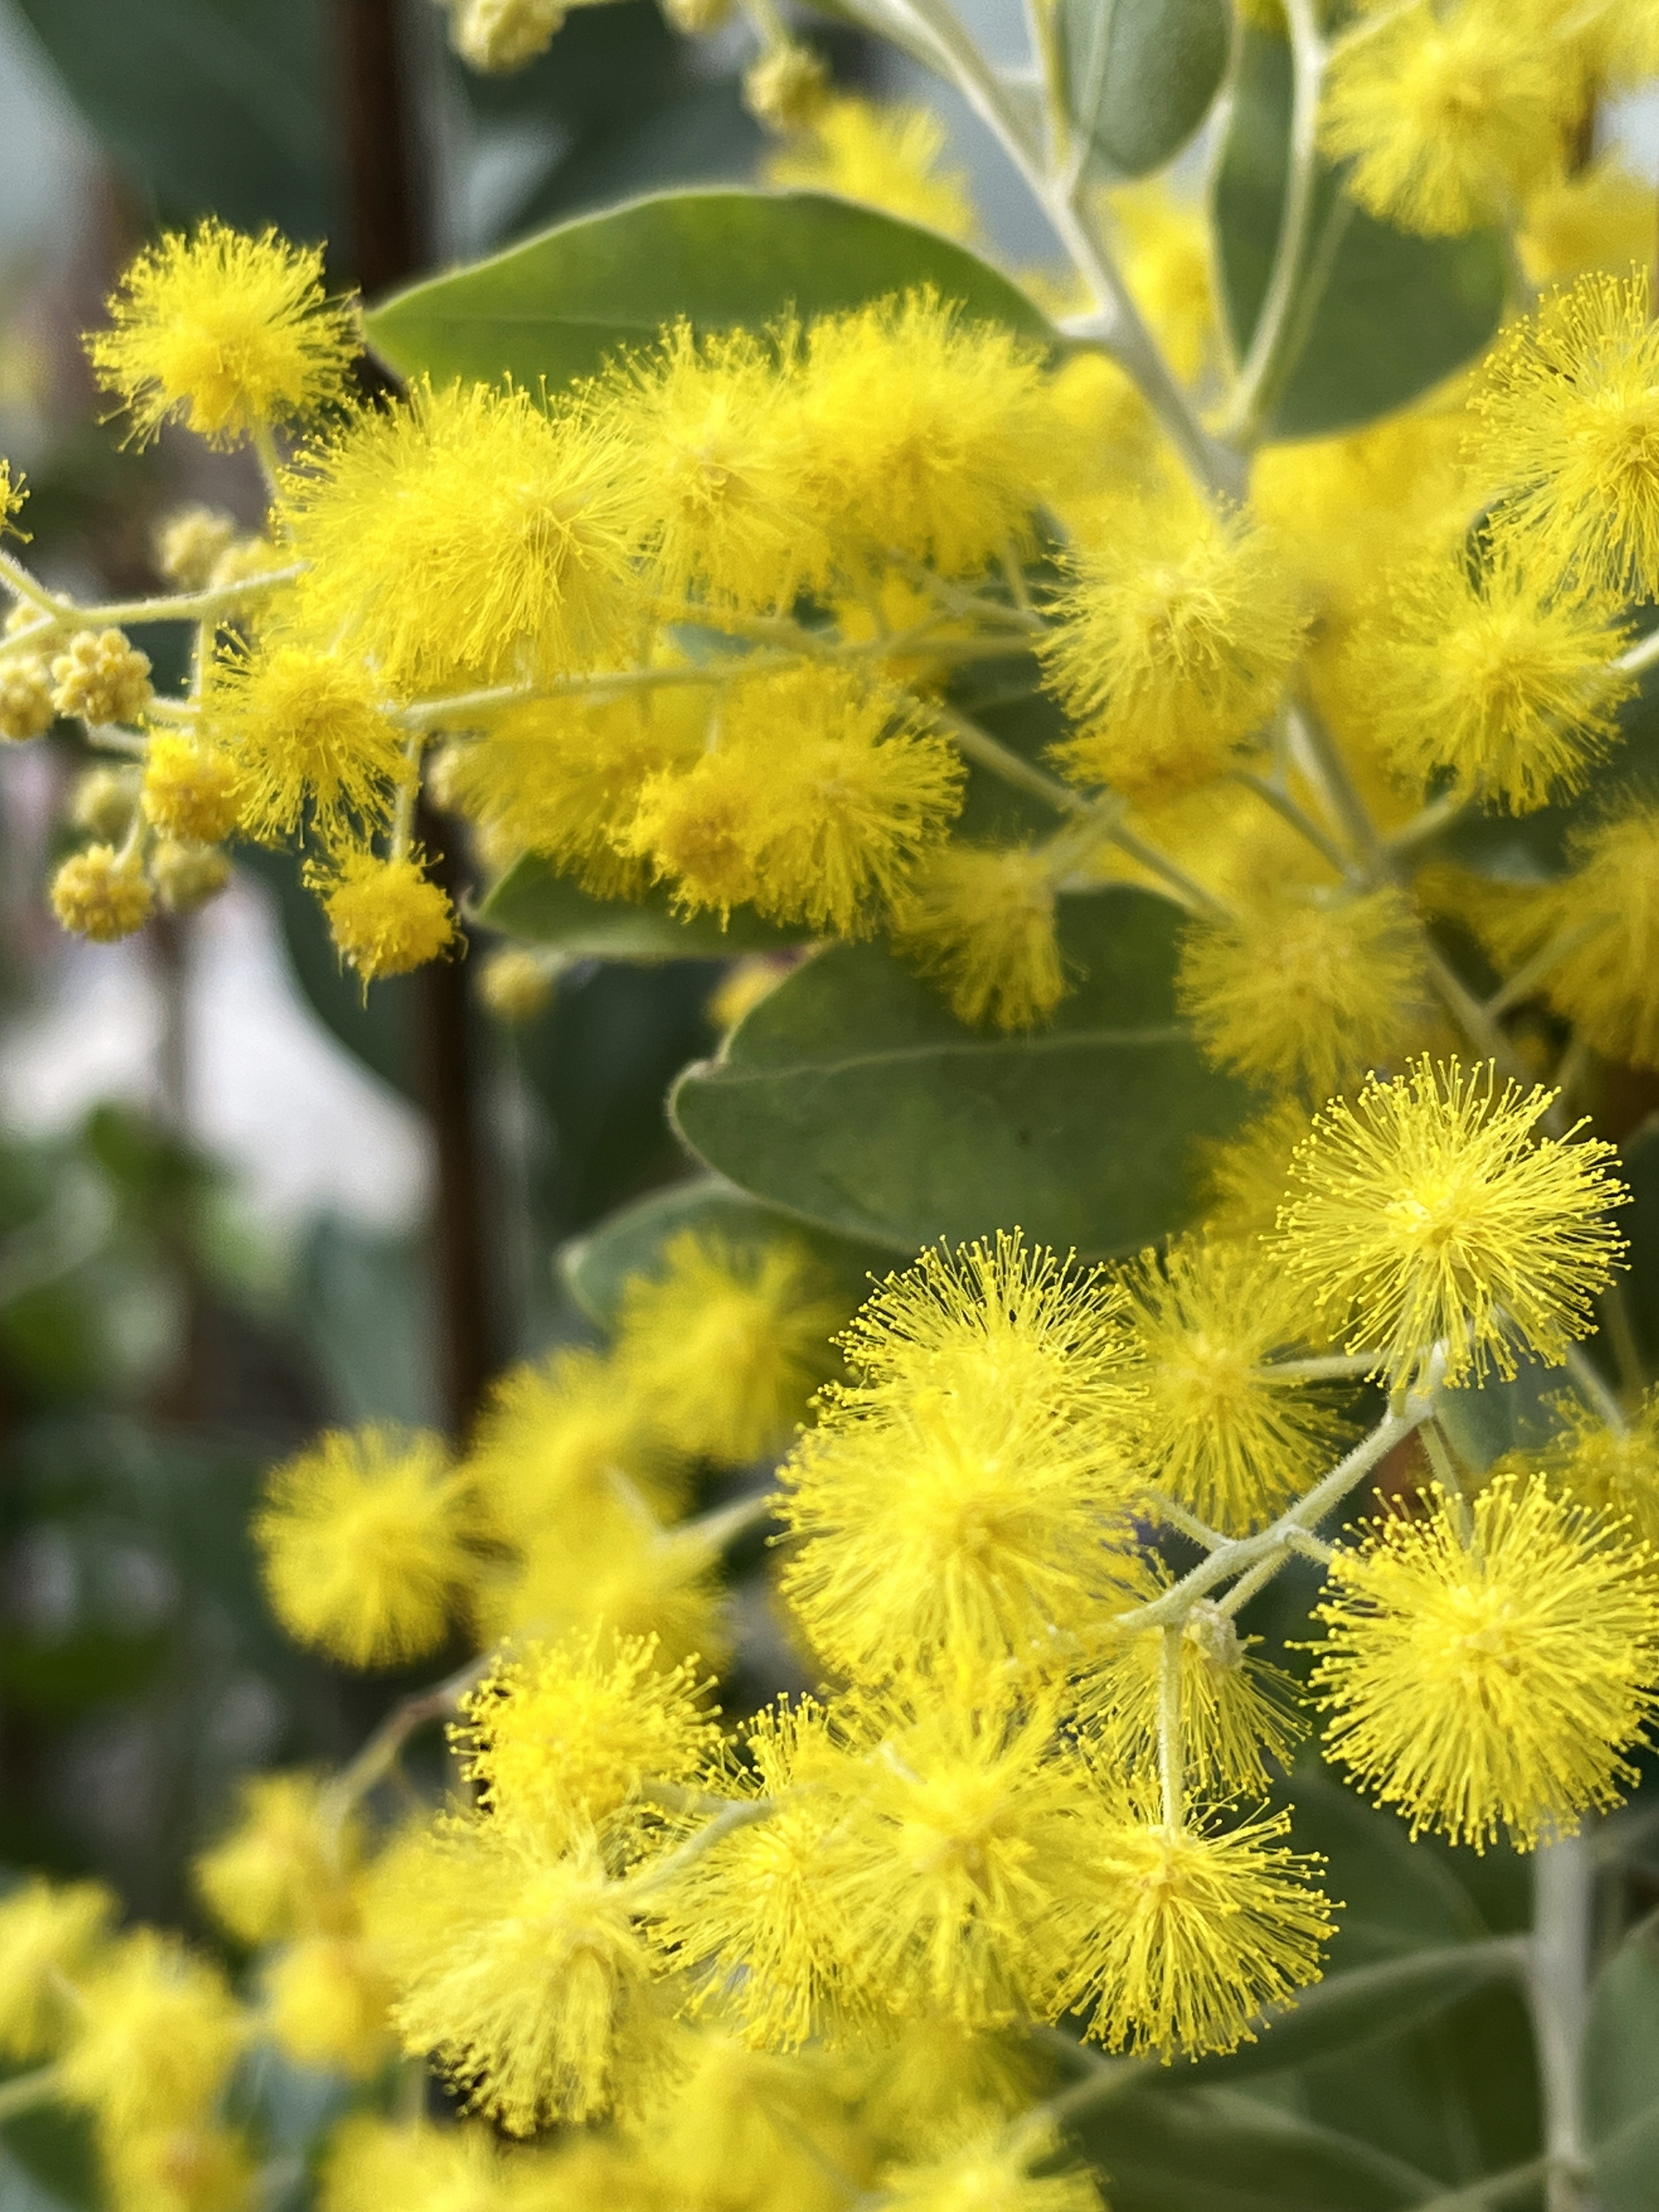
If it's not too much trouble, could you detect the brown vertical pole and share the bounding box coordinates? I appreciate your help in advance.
[336,0,497,1439]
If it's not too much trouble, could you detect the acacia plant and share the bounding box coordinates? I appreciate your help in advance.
[5,1,1659,2209]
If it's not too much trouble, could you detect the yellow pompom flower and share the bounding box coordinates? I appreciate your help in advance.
[1523,1388,1659,1547]
[1078,1605,1305,1799]
[51,846,154,943]
[1177,887,1427,1104]
[279,379,640,691]
[800,289,1054,577]
[766,96,976,242]
[52,628,152,726]
[891,843,1066,1031]
[1043,498,1306,800]
[486,1508,732,1674]
[1106,181,1215,388]
[602,323,822,609]
[86,221,356,447]
[369,1816,669,2133]
[876,2122,1103,2212]
[625,2029,858,2212]
[320,2115,549,2212]
[203,643,407,844]
[615,1228,848,1466]
[0,652,54,742]
[456,1630,721,1840]
[1530,805,1659,1068]
[254,1423,480,1666]
[0,1875,115,2061]
[464,1344,685,1546]
[1060,1813,1334,2060]
[1519,157,1656,285]
[1197,1095,1316,1241]
[193,1771,352,1947]
[60,1930,248,2134]
[1277,1058,1627,1393]
[140,735,243,845]
[265,1936,396,2079]
[780,1235,1145,1676]
[625,747,770,919]
[1123,1234,1350,1533]
[1358,540,1632,813]
[1320,1,1570,238]
[103,2123,257,2212]
[1311,1475,1659,1848]
[1472,270,1659,601]
[312,850,458,983]
[446,0,564,72]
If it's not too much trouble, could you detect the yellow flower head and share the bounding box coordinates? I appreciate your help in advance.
[603,322,822,609]
[0,652,53,742]
[103,2123,257,2212]
[845,2017,1044,2159]
[1122,1233,1350,1533]
[193,1770,355,1949]
[1105,181,1215,388]
[61,1929,248,2134]
[370,1816,668,2133]
[1078,1605,1306,1799]
[485,1508,731,1675]
[891,843,1066,1031]
[1523,1387,1659,1548]
[52,628,152,726]
[1196,1095,1316,1241]
[1043,497,1306,800]
[51,846,154,943]
[141,735,243,846]
[1061,1812,1334,2060]
[279,378,641,691]
[1472,269,1659,600]
[625,745,768,919]
[1276,1058,1627,1392]
[265,1935,395,2080]
[876,2121,1103,2212]
[320,2114,543,2212]
[800,289,1054,577]
[446,0,564,72]
[1360,534,1633,814]
[312,850,458,984]
[766,96,976,243]
[615,1228,849,1466]
[153,505,238,590]
[456,1629,721,1840]
[1533,803,1659,1068]
[1312,1475,1659,1848]
[203,642,407,844]
[464,1343,685,1548]
[780,1235,1145,1676]
[625,2028,857,2212]
[1320,0,1570,237]
[254,1423,480,1666]
[0,1876,115,2061]
[86,221,357,446]
[1177,887,1428,1104]
[1519,157,1656,285]
[0,458,27,541]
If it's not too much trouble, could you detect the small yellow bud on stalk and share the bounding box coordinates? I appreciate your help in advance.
[51,846,154,942]
[0,653,53,741]
[50,628,152,726]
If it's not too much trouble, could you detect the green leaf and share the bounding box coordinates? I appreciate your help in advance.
[1585,1916,1659,2212]
[1432,1353,1573,1477]
[1058,0,1231,181]
[1212,26,1505,439]
[12,0,336,245]
[364,189,1057,393]
[478,854,808,960]
[561,1175,898,1331]
[671,887,1256,1257]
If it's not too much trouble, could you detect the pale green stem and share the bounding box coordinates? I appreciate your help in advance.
[1094,812,1235,921]
[1385,789,1471,855]
[1216,0,1328,443]
[0,546,64,617]
[998,538,1035,617]
[1598,1283,1645,1399]
[1,565,303,651]
[1419,938,1566,1133]
[1257,1351,1380,1381]
[1619,623,1659,677]
[249,422,283,505]
[143,695,199,723]
[626,1797,776,1901]
[1284,1526,1335,1566]
[318,1650,492,1845]
[1530,1829,1595,2212]
[1142,1491,1230,1551]
[1404,2159,1551,2212]
[1485,925,1598,1018]
[1157,1625,1185,1829]
[1285,696,1387,873]
[1232,767,1360,882]
[674,1488,778,1557]
[1023,0,1071,174]
[1216,1546,1293,1620]
[887,555,1048,632]
[391,737,423,862]
[0,2064,63,2123]
[927,700,1088,816]
[1422,1418,1473,1541]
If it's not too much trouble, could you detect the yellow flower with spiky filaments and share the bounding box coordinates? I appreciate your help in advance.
[265,1936,396,2080]
[845,2018,1045,2162]
[766,96,977,244]
[1312,1475,1659,1848]
[455,1629,721,1843]
[602,323,824,610]
[203,642,407,845]
[193,1771,355,1948]
[1320,0,1572,238]
[1196,1095,1317,1241]
[0,1876,115,2061]
[616,1228,849,1467]
[877,2121,1104,2212]
[1524,804,1659,1069]
[890,844,1066,1031]
[103,2123,257,2212]
[1177,887,1429,1105]
[780,1235,1146,1678]
[1472,270,1659,601]
[799,289,1056,578]
[1121,1234,1350,1534]
[1355,538,1633,814]
[1104,181,1215,388]
[483,1507,733,1676]
[623,744,769,919]
[1276,1058,1627,1393]
[1042,495,1307,800]
[1077,1605,1306,1800]
[369,1816,670,2134]
[254,1423,481,1667]
[140,734,243,846]
[463,1344,688,1549]
[279,379,642,692]
[625,2029,859,2212]
[1519,157,1656,285]
[310,850,457,983]
[59,1930,248,2135]
[1518,1388,1659,1548]
[320,2114,556,2212]
[86,222,357,447]
[1059,1813,1333,2061]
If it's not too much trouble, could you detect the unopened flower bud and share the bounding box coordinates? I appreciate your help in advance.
[451,0,564,72]
[154,505,238,590]
[50,846,153,942]
[71,765,143,843]
[152,840,232,913]
[51,629,153,726]
[207,535,279,592]
[478,947,560,1023]
[0,653,53,741]
[142,734,242,844]
[743,42,830,132]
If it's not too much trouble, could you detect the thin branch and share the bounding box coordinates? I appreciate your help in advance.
[928,699,1088,816]
[1232,767,1360,881]
[1257,1351,1380,1382]
[1384,789,1471,855]
[1403,2160,1551,2212]
[1,565,304,652]
[1619,623,1659,678]
[626,1796,775,1901]
[318,1650,491,1841]
[1142,1491,1230,1551]
[1485,925,1596,1018]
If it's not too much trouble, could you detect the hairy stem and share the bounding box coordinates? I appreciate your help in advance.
[1157,1625,1185,1828]
[1530,1829,1595,2212]
[319,1650,491,1843]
